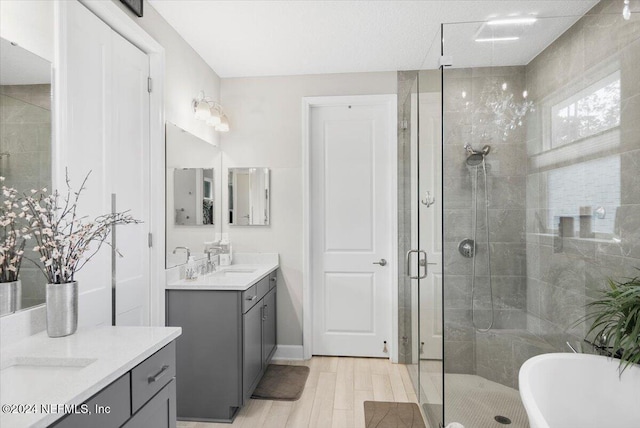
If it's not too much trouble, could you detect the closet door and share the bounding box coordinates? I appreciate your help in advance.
[111,31,150,326]
[60,0,114,328]
[59,0,150,328]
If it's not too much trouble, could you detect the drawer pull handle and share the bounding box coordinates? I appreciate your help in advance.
[148,365,170,384]
[270,277,276,282]
[246,295,258,301]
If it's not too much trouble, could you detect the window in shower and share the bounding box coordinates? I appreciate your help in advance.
[550,70,620,148]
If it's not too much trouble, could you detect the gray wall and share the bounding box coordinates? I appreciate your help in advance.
[441,0,640,390]
[219,72,397,348]
[442,66,529,381]
[397,70,418,364]
[524,0,640,352]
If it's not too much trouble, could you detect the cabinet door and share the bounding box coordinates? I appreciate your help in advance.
[123,378,176,428]
[243,301,263,399]
[262,288,277,365]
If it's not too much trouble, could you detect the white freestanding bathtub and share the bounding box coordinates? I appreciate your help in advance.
[519,353,640,428]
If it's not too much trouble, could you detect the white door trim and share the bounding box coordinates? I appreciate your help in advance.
[302,94,398,362]
[58,0,166,326]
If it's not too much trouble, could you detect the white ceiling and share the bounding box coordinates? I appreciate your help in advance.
[0,38,51,85]
[148,0,600,78]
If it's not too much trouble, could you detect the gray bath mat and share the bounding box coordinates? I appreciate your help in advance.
[364,401,426,428]
[251,364,310,401]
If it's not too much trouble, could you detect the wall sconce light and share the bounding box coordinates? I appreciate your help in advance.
[193,91,230,132]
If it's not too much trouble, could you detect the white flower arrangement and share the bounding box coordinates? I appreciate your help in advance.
[17,172,140,284]
[0,178,27,283]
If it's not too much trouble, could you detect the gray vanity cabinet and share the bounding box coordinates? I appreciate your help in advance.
[262,287,277,364]
[52,342,177,428]
[166,269,277,423]
[243,297,264,399]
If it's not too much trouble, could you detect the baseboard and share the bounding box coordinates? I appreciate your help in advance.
[272,345,305,360]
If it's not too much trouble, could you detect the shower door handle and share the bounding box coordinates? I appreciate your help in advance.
[417,250,429,279]
[406,250,420,279]
[407,250,431,279]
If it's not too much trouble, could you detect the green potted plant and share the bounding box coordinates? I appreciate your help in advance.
[585,275,640,371]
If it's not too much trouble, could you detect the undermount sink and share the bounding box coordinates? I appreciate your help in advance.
[212,268,257,277]
[519,353,640,428]
[1,356,97,372]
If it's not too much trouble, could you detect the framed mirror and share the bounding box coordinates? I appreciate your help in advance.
[0,38,53,315]
[228,168,270,226]
[165,122,222,268]
[173,168,215,226]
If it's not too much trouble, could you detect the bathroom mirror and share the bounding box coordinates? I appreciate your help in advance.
[0,38,53,315]
[173,168,215,226]
[228,168,270,226]
[165,122,222,268]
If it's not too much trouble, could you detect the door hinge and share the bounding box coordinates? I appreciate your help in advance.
[148,233,153,247]
[147,77,152,93]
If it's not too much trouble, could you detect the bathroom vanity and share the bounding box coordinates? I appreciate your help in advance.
[0,326,181,428]
[166,256,279,422]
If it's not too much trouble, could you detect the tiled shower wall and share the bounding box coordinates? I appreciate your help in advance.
[397,70,418,364]
[442,67,529,381]
[440,0,640,390]
[524,0,640,352]
[0,84,52,309]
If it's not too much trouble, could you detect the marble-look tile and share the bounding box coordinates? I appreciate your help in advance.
[621,38,640,100]
[444,341,474,375]
[621,150,640,205]
[443,309,474,342]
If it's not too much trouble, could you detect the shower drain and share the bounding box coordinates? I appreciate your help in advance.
[494,415,512,425]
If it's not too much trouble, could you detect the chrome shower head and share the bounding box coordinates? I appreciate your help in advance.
[466,153,485,166]
[464,144,491,166]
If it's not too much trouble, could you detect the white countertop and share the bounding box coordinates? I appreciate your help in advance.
[0,326,181,428]
[166,262,279,291]
[166,253,279,291]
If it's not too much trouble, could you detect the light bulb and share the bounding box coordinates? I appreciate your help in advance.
[215,115,230,132]
[501,82,508,91]
[523,90,528,99]
[623,1,631,21]
[207,107,221,126]
[194,100,211,121]
[462,91,467,99]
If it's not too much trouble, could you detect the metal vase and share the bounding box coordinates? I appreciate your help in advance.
[0,280,21,316]
[46,281,78,337]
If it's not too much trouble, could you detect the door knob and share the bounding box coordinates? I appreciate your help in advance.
[373,259,387,266]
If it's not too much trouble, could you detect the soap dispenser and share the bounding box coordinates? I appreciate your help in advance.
[185,256,198,279]
[219,236,231,266]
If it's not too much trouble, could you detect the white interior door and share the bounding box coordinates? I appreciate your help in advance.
[61,0,114,328]
[310,96,395,358]
[412,93,443,360]
[61,1,150,328]
[111,30,150,326]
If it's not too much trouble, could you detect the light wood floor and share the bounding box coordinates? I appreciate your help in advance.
[177,356,419,428]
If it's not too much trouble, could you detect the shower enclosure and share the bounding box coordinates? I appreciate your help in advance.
[401,2,639,427]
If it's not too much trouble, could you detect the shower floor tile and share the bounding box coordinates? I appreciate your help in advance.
[416,363,529,428]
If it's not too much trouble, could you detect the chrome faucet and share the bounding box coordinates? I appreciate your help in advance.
[173,246,191,264]
[204,247,222,274]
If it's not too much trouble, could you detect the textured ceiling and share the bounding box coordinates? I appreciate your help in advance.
[148,0,601,78]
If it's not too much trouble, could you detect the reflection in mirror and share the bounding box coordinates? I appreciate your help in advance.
[228,168,270,226]
[165,122,222,269]
[173,168,215,226]
[0,38,52,315]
